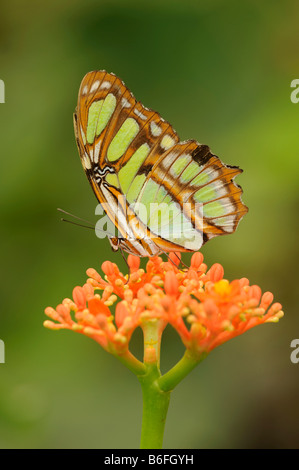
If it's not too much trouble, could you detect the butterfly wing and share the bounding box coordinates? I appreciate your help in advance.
[74,70,248,255]
[134,140,247,252]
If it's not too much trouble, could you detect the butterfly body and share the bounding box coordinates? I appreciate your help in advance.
[74,71,248,257]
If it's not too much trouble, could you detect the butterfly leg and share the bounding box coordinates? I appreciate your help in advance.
[119,247,131,284]
[171,252,190,270]
[158,248,184,269]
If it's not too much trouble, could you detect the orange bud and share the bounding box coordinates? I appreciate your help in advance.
[208,263,224,282]
[164,271,179,297]
[169,252,181,267]
[101,261,116,276]
[115,302,129,327]
[191,252,204,270]
[127,255,140,272]
[72,286,86,309]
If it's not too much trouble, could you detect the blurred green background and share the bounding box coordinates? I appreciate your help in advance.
[1,0,299,449]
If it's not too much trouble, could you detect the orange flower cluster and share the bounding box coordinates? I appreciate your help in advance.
[44,253,283,357]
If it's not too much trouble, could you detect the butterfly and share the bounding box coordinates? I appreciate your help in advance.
[73,71,248,257]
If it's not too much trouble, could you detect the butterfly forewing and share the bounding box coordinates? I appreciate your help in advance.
[74,70,248,256]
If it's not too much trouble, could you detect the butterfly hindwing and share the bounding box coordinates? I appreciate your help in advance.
[132,140,247,251]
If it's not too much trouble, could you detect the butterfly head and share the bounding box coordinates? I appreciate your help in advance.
[108,236,120,252]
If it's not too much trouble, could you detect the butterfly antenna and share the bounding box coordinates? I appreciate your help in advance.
[57,208,94,227]
[60,218,94,230]
[58,208,116,238]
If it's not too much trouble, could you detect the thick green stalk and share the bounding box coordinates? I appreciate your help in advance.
[138,364,171,449]
[137,319,169,449]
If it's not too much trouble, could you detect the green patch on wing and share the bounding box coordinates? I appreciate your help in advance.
[87,100,104,144]
[155,186,172,204]
[149,201,203,250]
[126,174,146,204]
[191,171,210,186]
[105,172,119,188]
[180,161,200,183]
[203,201,225,218]
[119,143,150,194]
[86,94,116,144]
[107,118,139,161]
[171,155,191,176]
[194,185,216,202]
[135,179,159,224]
[96,94,116,137]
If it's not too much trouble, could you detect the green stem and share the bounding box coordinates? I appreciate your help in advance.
[158,350,208,392]
[138,364,171,449]
[137,319,169,449]
[115,322,207,448]
[114,350,146,376]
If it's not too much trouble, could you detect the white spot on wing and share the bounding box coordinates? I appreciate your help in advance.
[90,80,100,93]
[161,151,179,169]
[100,81,112,90]
[215,214,236,229]
[150,121,162,137]
[220,199,235,213]
[83,152,92,169]
[161,134,175,150]
[134,108,147,120]
[121,97,131,108]
[212,181,228,198]
[206,169,220,181]
[82,85,88,95]
[89,147,94,161]
[93,140,102,163]
[80,125,87,145]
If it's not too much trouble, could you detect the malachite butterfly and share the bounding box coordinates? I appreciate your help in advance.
[73,70,248,257]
